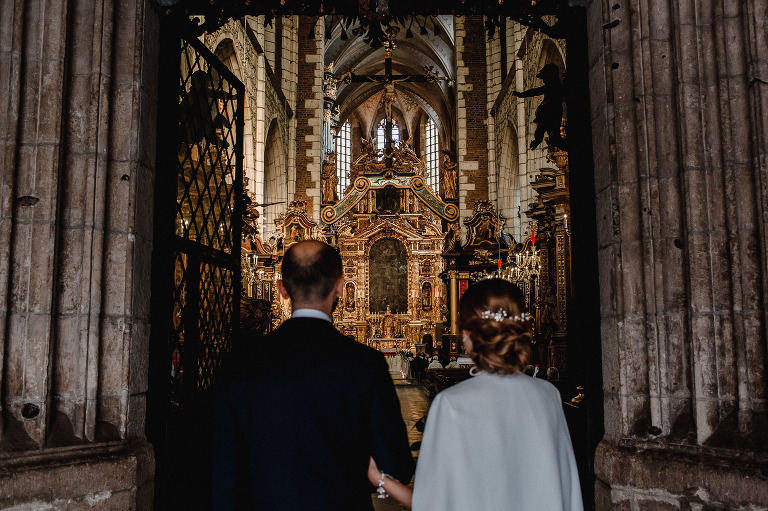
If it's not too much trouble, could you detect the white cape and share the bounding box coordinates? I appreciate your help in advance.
[412,372,583,511]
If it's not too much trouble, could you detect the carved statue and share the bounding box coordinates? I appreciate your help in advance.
[345,282,355,311]
[512,64,566,151]
[422,282,432,311]
[180,70,232,148]
[440,152,458,200]
[538,287,558,338]
[443,223,461,253]
[424,65,441,83]
[383,81,396,123]
[241,190,261,243]
[361,137,376,155]
[323,63,337,100]
[321,153,338,204]
[382,305,395,338]
[335,66,353,84]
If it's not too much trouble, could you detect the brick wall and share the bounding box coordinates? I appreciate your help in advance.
[455,16,489,226]
[294,16,324,218]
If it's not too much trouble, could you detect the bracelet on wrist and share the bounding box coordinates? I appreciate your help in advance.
[376,472,398,499]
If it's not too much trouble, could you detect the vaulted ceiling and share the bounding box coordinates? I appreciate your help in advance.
[324,16,455,144]
[163,0,577,147]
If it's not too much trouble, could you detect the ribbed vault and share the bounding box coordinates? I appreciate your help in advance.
[325,16,455,148]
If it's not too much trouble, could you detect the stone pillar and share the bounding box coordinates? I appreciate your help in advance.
[0,1,156,507]
[589,0,768,508]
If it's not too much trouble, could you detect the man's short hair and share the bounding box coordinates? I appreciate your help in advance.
[281,240,342,302]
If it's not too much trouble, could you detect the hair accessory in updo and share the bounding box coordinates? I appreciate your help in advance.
[480,308,532,323]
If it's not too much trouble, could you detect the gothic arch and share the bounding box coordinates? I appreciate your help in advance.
[371,109,409,144]
[498,122,520,239]
[208,34,261,199]
[538,39,565,80]
[212,38,243,82]
[263,118,287,238]
[342,110,365,159]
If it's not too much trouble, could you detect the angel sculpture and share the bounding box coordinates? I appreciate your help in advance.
[512,64,566,151]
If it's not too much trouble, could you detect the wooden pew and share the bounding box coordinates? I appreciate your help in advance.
[426,368,472,395]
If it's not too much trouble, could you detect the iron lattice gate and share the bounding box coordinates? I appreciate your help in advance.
[172,34,243,411]
[151,32,244,509]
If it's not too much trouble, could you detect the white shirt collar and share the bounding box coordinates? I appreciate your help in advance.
[291,308,331,322]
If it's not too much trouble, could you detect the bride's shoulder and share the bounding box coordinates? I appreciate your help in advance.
[439,373,491,401]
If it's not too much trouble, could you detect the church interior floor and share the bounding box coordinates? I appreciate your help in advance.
[372,374,432,510]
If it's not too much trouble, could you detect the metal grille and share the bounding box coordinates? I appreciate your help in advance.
[171,36,243,406]
[169,252,188,406]
[197,262,235,390]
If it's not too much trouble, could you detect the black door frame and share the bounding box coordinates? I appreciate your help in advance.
[147,15,244,509]
[145,8,604,510]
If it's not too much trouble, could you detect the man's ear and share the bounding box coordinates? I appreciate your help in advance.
[276,280,290,300]
[334,276,345,299]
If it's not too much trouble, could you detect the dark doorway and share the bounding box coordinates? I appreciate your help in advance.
[562,6,604,510]
[145,7,603,511]
[147,19,244,510]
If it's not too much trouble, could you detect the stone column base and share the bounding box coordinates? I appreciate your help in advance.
[0,439,154,509]
[595,440,768,510]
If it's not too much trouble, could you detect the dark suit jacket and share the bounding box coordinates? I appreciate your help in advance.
[212,317,415,510]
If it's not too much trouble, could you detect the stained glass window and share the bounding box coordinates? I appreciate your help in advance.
[376,118,399,151]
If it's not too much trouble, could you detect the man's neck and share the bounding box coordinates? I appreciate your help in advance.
[291,301,334,318]
[291,307,332,322]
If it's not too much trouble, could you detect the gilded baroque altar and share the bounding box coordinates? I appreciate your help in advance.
[325,140,457,351]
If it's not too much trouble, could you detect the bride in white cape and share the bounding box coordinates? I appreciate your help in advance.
[368,278,583,511]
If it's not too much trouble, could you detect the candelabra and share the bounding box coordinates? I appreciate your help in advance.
[471,241,540,285]
[507,243,541,283]
[243,252,283,303]
[242,253,263,286]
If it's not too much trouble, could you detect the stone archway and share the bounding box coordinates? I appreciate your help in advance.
[1,3,767,510]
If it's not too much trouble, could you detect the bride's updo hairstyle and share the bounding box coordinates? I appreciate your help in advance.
[459,278,533,375]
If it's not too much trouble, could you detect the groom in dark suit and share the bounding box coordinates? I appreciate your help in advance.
[212,240,414,510]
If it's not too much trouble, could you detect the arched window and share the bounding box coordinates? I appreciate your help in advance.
[335,121,351,199]
[376,118,399,151]
[425,118,439,189]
